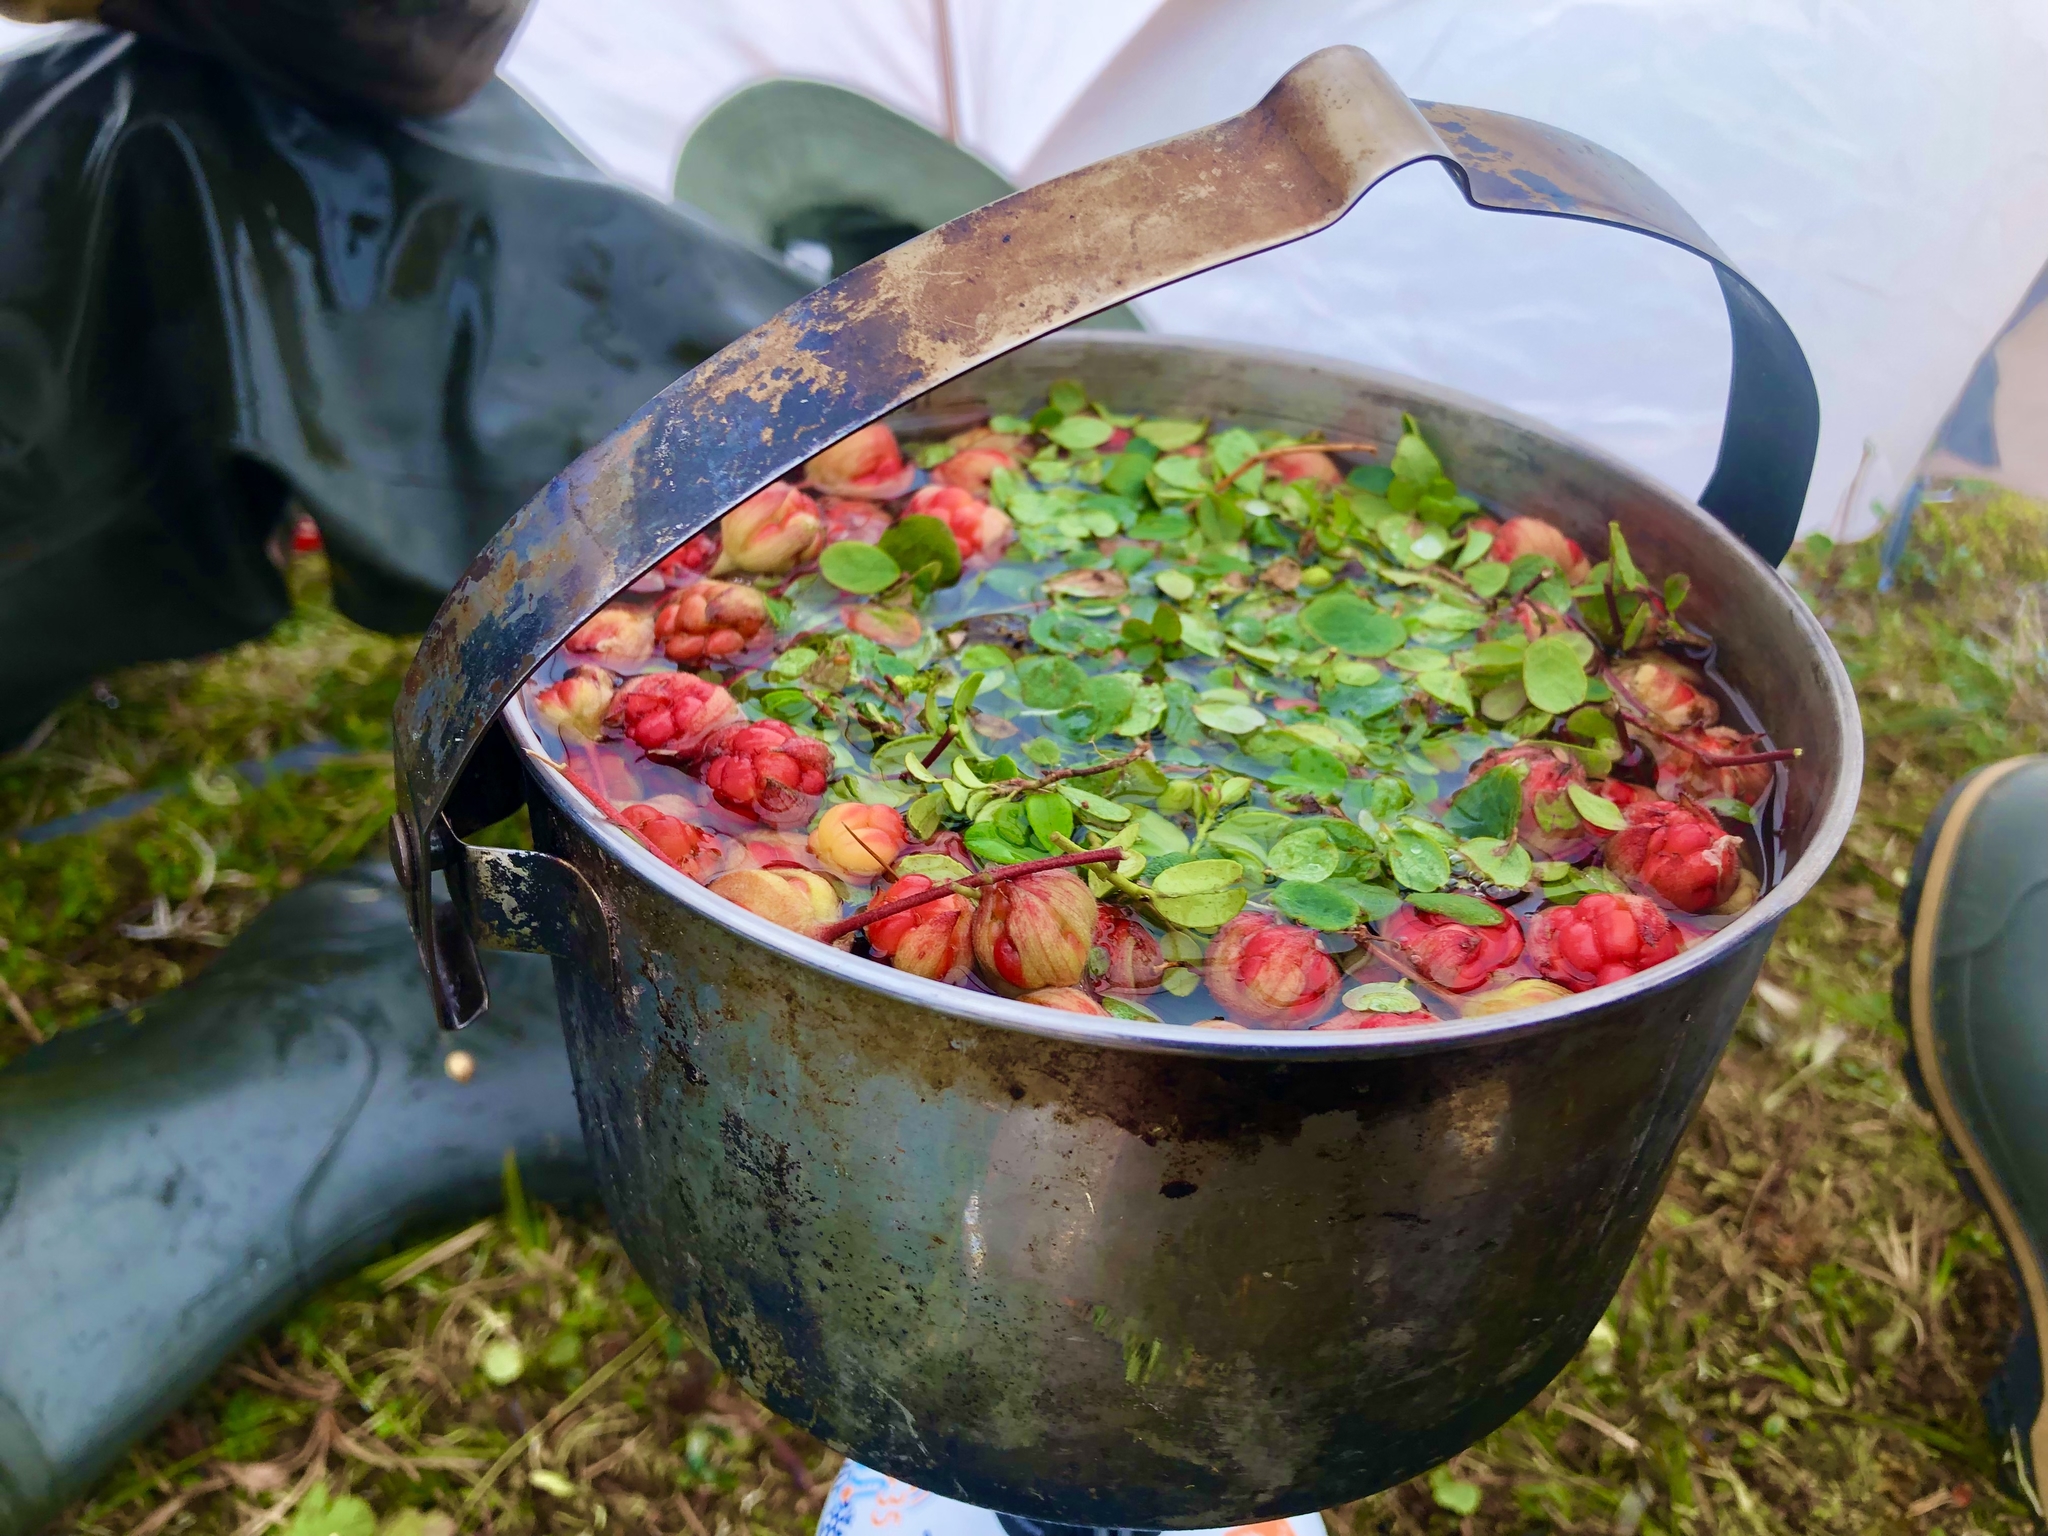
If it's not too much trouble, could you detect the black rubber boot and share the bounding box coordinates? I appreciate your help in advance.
[1896,757,2048,1523]
[0,859,592,1535]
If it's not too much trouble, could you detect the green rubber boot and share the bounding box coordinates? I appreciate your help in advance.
[0,860,591,1534]
[1898,756,2048,1522]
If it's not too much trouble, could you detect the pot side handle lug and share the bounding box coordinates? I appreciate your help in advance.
[389,818,616,1030]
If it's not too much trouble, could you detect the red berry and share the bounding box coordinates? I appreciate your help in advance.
[603,672,740,759]
[1602,798,1742,913]
[696,719,833,827]
[866,875,973,984]
[1526,891,1680,992]
[1382,900,1525,993]
[1204,913,1341,1028]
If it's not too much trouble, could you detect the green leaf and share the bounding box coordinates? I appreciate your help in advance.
[818,540,901,594]
[1151,888,1247,929]
[1416,668,1474,716]
[1115,682,1167,737]
[1016,655,1089,709]
[1300,593,1406,656]
[879,515,962,587]
[1327,879,1403,922]
[1025,792,1075,848]
[1391,413,1445,487]
[1467,559,1511,598]
[1045,414,1116,450]
[1443,767,1522,841]
[1430,1469,1483,1517]
[1408,890,1505,925]
[964,823,1036,864]
[1344,980,1422,1014]
[1479,679,1527,722]
[1707,796,1755,823]
[897,852,971,882]
[1388,829,1452,892]
[1042,379,1088,415]
[1457,528,1496,568]
[282,1483,377,1536]
[1608,521,1646,590]
[1266,826,1342,882]
[1152,858,1245,897]
[959,643,1012,672]
[1128,807,1191,857]
[1664,572,1691,612]
[1208,427,1261,476]
[1101,995,1162,1022]
[1134,418,1207,450]
[1522,634,1590,714]
[1078,673,1137,739]
[1154,569,1196,601]
[1272,880,1363,930]
[1150,454,1211,495]
[1564,705,1619,749]
[1056,783,1132,824]
[1193,699,1266,735]
[1103,448,1156,497]
[1269,745,1351,797]
[1023,736,1063,766]
[1567,781,1627,832]
[1459,837,1533,890]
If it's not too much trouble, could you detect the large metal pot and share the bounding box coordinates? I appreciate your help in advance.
[392,48,1858,1526]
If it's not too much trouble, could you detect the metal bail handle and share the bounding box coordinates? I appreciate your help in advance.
[392,43,1819,1029]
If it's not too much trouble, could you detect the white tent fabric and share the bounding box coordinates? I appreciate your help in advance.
[6,2,2046,539]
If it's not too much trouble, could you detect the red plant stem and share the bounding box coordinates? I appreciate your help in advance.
[1599,675,1800,770]
[1216,441,1378,489]
[986,745,1150,794]
[919,728,956,768]
[814,847,1123,943]
[1696,747,1801,768]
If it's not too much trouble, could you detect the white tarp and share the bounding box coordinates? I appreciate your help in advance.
[6,2,2046,538]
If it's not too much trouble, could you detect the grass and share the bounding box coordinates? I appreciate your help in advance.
[6,493,2046,1536]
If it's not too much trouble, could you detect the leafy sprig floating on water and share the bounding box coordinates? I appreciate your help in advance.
[532,384,1790,1026]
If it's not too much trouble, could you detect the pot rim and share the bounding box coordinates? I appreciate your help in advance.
[508,334,1862,1061]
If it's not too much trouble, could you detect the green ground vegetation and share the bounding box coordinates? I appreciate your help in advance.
[5,493,2045,1535]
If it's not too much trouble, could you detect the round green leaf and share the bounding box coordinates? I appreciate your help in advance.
[1045,415,1116,449]
[1155,569,1196,601]
[1266,827,1342,883]
[818,540,901,594]
[480,1339,526,1384]
[1128,807,1190,858]
[1025,792,1075,848]
[896,853,972,882]
[1407,890,1506,925]
[1193,700,1266,734]
[1567,781,1628,832]
[1151,888,1247,929]
[1459,837,1533,890]
[878,514,963,587]
[1151,858,1244,897]
[1388,829,1452,892]
[1300,593,1406,657]
[1521,634,1590,714]
[1016,655,1088,709]
[1343,981,1422,1014]
[1271,880,1362,931]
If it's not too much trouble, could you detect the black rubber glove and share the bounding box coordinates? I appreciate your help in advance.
[0,860,591,1534]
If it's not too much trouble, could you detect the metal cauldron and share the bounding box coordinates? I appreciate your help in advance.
[391,48,1860,1526]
